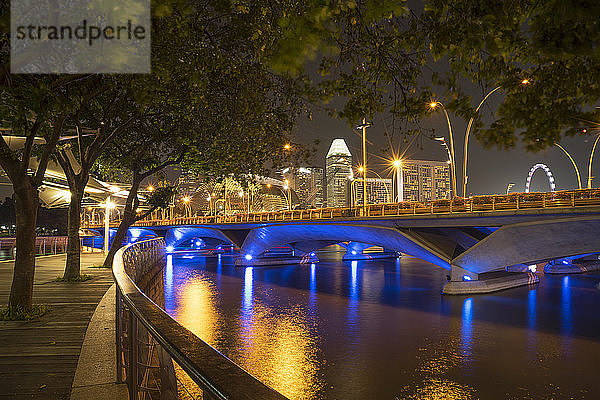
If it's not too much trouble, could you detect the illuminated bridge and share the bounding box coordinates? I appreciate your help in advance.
[88,189,600,294]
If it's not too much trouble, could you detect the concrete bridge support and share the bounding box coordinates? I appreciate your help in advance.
[443,265,538,295]
[341,242,399,261]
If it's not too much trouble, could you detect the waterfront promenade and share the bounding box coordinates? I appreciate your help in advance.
[0,253,121,399]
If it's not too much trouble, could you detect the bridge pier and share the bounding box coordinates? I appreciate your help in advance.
[341,242,399,261]
[235,252,319,267]
[443,265,538,295]
[544,256,600,274]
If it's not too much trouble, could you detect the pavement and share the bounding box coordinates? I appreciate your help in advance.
[0,253,127,400]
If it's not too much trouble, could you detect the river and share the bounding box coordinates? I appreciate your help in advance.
[162,251,600,399]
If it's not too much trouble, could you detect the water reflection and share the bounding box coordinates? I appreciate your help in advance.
[461,298,473,358]
[163,254,600,400]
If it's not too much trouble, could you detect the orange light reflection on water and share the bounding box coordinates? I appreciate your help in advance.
[174,269,323,400]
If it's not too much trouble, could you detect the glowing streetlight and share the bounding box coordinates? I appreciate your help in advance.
[266,183,271,189]
[392,159,403,202]
[147,185,154,192]
[101,197,115,254]
[429,101,457,197]
[283,143,291,150]
[181,196,192,217]
[521,78,530,85]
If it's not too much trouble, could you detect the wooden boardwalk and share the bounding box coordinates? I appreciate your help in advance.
[0,253,113,400]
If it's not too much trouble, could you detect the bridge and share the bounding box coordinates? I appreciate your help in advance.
[87,189,600,294]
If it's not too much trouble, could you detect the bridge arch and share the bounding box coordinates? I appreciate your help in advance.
[164,226,236,250]
[239,223,451,270]
[525,163,556,193]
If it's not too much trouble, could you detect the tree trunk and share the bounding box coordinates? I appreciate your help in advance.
[63,190,83,280]
[102,216,132,268]
[9,183,39,311]
[103,175,141,268]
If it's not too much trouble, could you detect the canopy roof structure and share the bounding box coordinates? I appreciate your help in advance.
[0,134,132,208]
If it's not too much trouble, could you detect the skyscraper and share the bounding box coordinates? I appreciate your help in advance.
[294,167,324,208]
[326,139,352,207]
[400,159,451,202]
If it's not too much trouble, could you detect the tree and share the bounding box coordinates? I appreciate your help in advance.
[422,0,600,151]
[0,64,95,310]
[54,78,136,280]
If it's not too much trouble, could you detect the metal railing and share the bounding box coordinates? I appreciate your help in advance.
[0,236,70,260]
[87,189,600,230]
[113,237,288,400]
[133,189,600,227]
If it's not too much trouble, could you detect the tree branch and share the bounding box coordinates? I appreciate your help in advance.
[33,114,66,187]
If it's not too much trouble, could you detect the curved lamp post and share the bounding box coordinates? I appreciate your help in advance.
[588,134,600,189]
[462,80,530,197]
[429,101,457,197]
[555,143,582,189]
[462,86,502,197]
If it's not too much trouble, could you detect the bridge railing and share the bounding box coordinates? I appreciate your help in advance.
[89,188,600,229]
[135,189,600,226]
[113,237,288,400]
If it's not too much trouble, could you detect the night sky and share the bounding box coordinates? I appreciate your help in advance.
[295,88,595,197]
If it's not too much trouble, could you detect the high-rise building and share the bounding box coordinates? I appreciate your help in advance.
[400,159,451,202]
[294,167,324,208]
[176,167,202,194]
[326,139,352,207]
[354,177,393,205]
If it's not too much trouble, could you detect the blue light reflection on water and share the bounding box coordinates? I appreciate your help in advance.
[346,261,360,338]
[561,276,572,335]
[242,267,253,313]
[164,254,174,311]
[162,253,600,400]
[461,297,473,358]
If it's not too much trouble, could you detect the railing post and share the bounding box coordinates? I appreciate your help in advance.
[116,289,123,384]
[128,310,138,400]
[492,196,495,211]
[516,195,519,209]
[572,192,575,207]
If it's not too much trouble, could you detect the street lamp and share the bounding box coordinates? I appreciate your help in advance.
[588,133,600,189]
[392,159,403,202]
[206,195,213,216]
[182,196,191,217]
[283,179,292,210]
[462,79,529,196]
[429,101,457,197]
[506,183,515,195]
[355,118,372,207]
[101,197,115,254]
[434,136,454,196]
[462,86,501,197]
[555,143,582,189]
